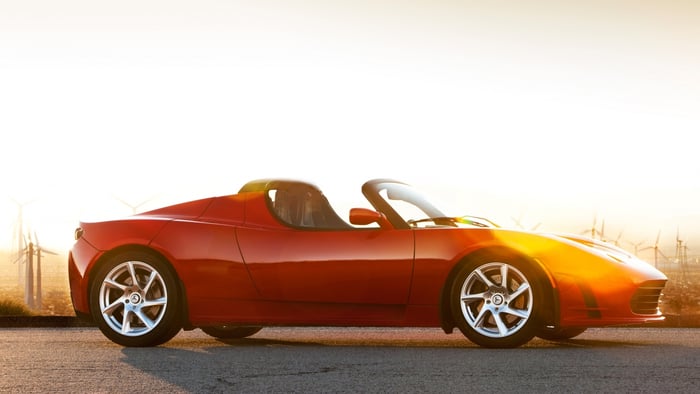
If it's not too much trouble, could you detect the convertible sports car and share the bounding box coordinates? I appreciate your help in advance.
[68,178,667,348]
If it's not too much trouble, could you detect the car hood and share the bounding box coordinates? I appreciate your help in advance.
[538,231,665,279]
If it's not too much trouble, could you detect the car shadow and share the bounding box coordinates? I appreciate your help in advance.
[119,338,353,392]
[213,337,323,347]
[534,338,650,348]
[118,332,683,392]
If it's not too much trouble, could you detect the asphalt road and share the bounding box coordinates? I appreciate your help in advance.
[1,327,699,393]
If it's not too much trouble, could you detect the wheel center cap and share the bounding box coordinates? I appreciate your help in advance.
[129,293,142,304]
[491,293,505,306]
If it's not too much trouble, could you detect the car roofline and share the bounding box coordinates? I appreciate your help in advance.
[238,178,321,193]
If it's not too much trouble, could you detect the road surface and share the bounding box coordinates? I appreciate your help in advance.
[1,327,698,393]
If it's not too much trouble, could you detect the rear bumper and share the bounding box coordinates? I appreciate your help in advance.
[68,239,103,315]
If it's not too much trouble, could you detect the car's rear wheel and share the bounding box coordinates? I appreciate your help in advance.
[201,326,263,339]
[451,255,543,348]
[89,251,182,347]
[537,327,587,340]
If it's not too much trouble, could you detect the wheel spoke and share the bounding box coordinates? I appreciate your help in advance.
[509,282,530,300]
[461,292,488,304]
[492,311,509,335]
[142,271,158,294]
[134,309,156,329]
[101,296,126,316]
[127,261,139,286]
[474,268,496,287]
[104,278,127,292]
[503,305,530,319]
[500,264,509,287]
[121,310,132,334]
[472,304,490,327]
[141,297,167,309]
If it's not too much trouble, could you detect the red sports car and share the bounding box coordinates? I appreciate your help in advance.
[68,178,667,348]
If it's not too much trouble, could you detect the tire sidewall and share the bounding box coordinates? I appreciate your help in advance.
[450,252,545,348]
[200,326,263,339]
[89,250,182,347]
[536,327,587,340]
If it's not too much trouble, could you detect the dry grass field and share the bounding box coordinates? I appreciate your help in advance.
[658,266,700,327]
[0,251,74,316]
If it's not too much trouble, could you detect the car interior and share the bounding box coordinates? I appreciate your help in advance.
[268,185,352,230]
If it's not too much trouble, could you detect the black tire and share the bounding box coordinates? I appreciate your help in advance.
[450,253,545,348]
[89,251,182,347]
[537,327,587,340]
[201,326,263,339]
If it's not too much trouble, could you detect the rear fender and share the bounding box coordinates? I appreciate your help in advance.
[85,245,191,326]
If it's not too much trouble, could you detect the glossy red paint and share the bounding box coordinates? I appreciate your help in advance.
[68,178,668,348]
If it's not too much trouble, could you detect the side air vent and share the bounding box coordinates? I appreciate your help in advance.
[630,280,666,315]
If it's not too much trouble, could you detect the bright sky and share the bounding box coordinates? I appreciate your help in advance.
[1,1,699,257]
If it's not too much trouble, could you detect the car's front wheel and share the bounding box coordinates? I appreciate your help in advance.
[201,326,263,339]
[89,251,182,347]
[451,255,544,348]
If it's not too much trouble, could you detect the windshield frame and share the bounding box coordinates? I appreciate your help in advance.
[361,179,498,229]
[361,179,448,229]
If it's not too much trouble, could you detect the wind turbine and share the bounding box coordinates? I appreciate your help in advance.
[674,228,689,286]
[24,238,35,308]
[10,198,34,285]
[582,215,605,240]
[510,211,542,231]
[10,229,58,310]
[32,232,58,310]
[610,229,624,246]
[626,239,647,256]
[11,231,35,308]
[114,196,154,214]
[640,230,670,269]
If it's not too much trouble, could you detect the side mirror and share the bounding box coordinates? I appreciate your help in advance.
[349,208,392,229]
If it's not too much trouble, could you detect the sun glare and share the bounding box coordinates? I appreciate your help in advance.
[1,1,699,258]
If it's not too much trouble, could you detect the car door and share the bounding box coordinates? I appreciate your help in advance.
[236,227,415,305]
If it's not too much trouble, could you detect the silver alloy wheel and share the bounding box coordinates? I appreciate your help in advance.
[98,260,168,337]
[459,262,533,338]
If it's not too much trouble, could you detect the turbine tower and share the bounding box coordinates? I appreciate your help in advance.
[626,239,647,257]
[610,229,624,246]
[10,199,33,284]
[25,240,34,308]
[32,232,58,310]
[640,230,670,270]
[582,215,605,240]
[674,228,689,287]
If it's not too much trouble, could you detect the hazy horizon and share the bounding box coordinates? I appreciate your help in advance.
[2,1,699,262]
[2,181,699,265]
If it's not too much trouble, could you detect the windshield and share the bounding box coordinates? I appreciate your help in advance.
[377,182,446,220]
[371,181,496,228]
[360,179,499,229]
